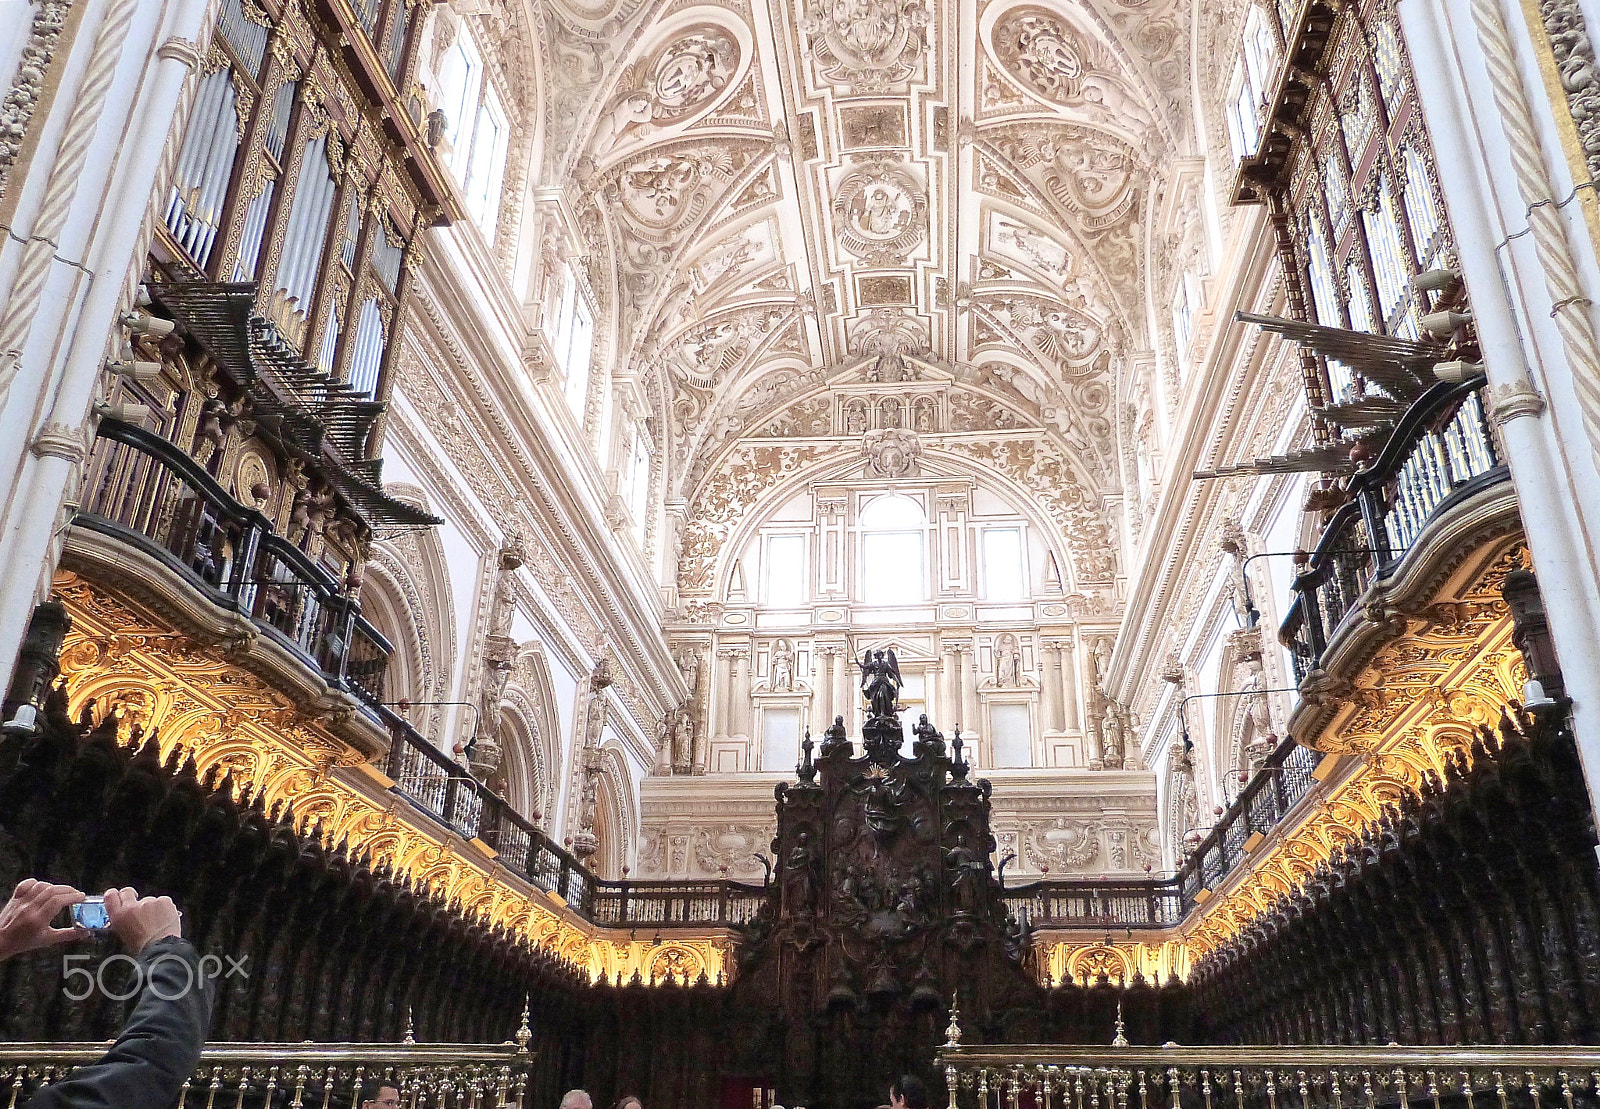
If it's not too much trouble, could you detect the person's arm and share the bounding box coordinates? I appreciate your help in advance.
[26,890,212,1109]
[26,936,212,1109]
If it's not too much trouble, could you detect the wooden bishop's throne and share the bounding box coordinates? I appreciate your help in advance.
[725,706,1043,1109]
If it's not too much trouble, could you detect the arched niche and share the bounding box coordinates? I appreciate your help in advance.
[362,484,457,740]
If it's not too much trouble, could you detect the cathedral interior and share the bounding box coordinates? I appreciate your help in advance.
[4,0,1600,1102]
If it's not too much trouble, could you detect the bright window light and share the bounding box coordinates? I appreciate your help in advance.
[991,703,1032,767]
[982,528,1026,601]
[765,534,807,607]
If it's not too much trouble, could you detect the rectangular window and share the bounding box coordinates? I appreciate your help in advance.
[438,36,482,178]
[464,88,509,237]
[895,671,925,754]
[861,532,924,605]
[981,528,1025,602]
[761,709,800,773]
[765,534,807,607]
[628,433,652,541]
[1172,272,1195,361]
[562,293,593,420]
[990,703,1032,768]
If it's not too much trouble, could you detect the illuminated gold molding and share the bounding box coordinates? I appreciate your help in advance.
[1033,939,1191,986]
[1181,543,1528,954]
[49,572,728,987]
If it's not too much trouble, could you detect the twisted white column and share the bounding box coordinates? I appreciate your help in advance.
[1469,0,1600,463]
[0,0,143,406]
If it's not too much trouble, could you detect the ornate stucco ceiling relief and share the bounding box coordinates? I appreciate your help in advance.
[800,0,933,91]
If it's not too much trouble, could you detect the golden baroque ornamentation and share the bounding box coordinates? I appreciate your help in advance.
[1182,547,1528,955]
[49,572,724,986]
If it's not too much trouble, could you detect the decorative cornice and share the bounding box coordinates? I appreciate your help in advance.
[1485,378,1548,427]
[30,420,90,463]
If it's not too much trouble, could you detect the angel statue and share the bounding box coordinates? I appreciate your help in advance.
[859,648,903,720]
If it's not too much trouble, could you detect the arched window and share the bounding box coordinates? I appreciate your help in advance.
[858,494,926,605]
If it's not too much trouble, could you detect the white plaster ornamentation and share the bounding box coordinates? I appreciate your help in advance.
[0,0,73,201]
[800,0,931,90]
[860,426,922,478]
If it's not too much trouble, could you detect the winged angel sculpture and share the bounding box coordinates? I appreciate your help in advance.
[858,648,903,719]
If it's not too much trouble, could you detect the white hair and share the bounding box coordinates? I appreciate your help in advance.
[559,1092,592,1109]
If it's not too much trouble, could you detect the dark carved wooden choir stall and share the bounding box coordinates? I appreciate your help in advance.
[723,651,1080,1109]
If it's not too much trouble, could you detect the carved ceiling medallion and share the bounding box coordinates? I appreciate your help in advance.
[993,8,1087,103]
[650,28,740,118]
[832,161,929,264]
[801,0,931,88]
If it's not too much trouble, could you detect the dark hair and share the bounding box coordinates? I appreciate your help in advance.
[609,1098,642,1109]
[893,1075,929,1109]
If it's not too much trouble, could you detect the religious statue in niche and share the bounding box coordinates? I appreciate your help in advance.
[784,829,819,916]
[858,648,903,719]
[861,426,922,478]
[843,398,869,435]
[672,708,696,774]
[994,633,1022,687]
[771,639,797,691]
[1101,702,1128,769]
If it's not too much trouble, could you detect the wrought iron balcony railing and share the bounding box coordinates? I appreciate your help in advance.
[76,417,392,706]
[938,1042,1600,1109]
[0,1040,532,1109]
[1281,379,1504,682]
[1002,881,1185,930]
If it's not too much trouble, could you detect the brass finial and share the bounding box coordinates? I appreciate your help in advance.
[403,1007,416,1045]
[943,993,962,1048]
[1112,998,1129,1047]
[515,997,532,1053]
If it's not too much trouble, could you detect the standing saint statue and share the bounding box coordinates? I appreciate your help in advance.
[858,648,902,719]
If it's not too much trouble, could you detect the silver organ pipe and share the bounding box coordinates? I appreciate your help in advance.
[347,297,385,396]
[370,222,403,293]
[263,79,295,161]
[232,180,275,281]
[276,135,337,330]
[231,79,294,282]
[218,0,268,74]
[352,0,382,38]
[339,199,363,270]
[164,67,239,268]
[384,7,409,81]
[317,311,340,376]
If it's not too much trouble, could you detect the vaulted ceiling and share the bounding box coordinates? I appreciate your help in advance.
[515,0,1198,593]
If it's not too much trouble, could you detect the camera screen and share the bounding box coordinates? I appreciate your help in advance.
[72,899,109,931]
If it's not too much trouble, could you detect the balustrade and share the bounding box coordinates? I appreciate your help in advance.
[1281,380,1503,680]
[0,1041,532,1109]
[78,418,391,707]
[938,1045,1600,1109]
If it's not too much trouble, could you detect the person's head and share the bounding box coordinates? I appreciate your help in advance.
[363,1087,400,1109]
[890,1075,929,1109]
[610,1098,643,1109]
[560,1092,592,1109]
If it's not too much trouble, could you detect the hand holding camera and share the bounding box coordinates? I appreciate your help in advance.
[0,879,184,964]
[0,879,88,962]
